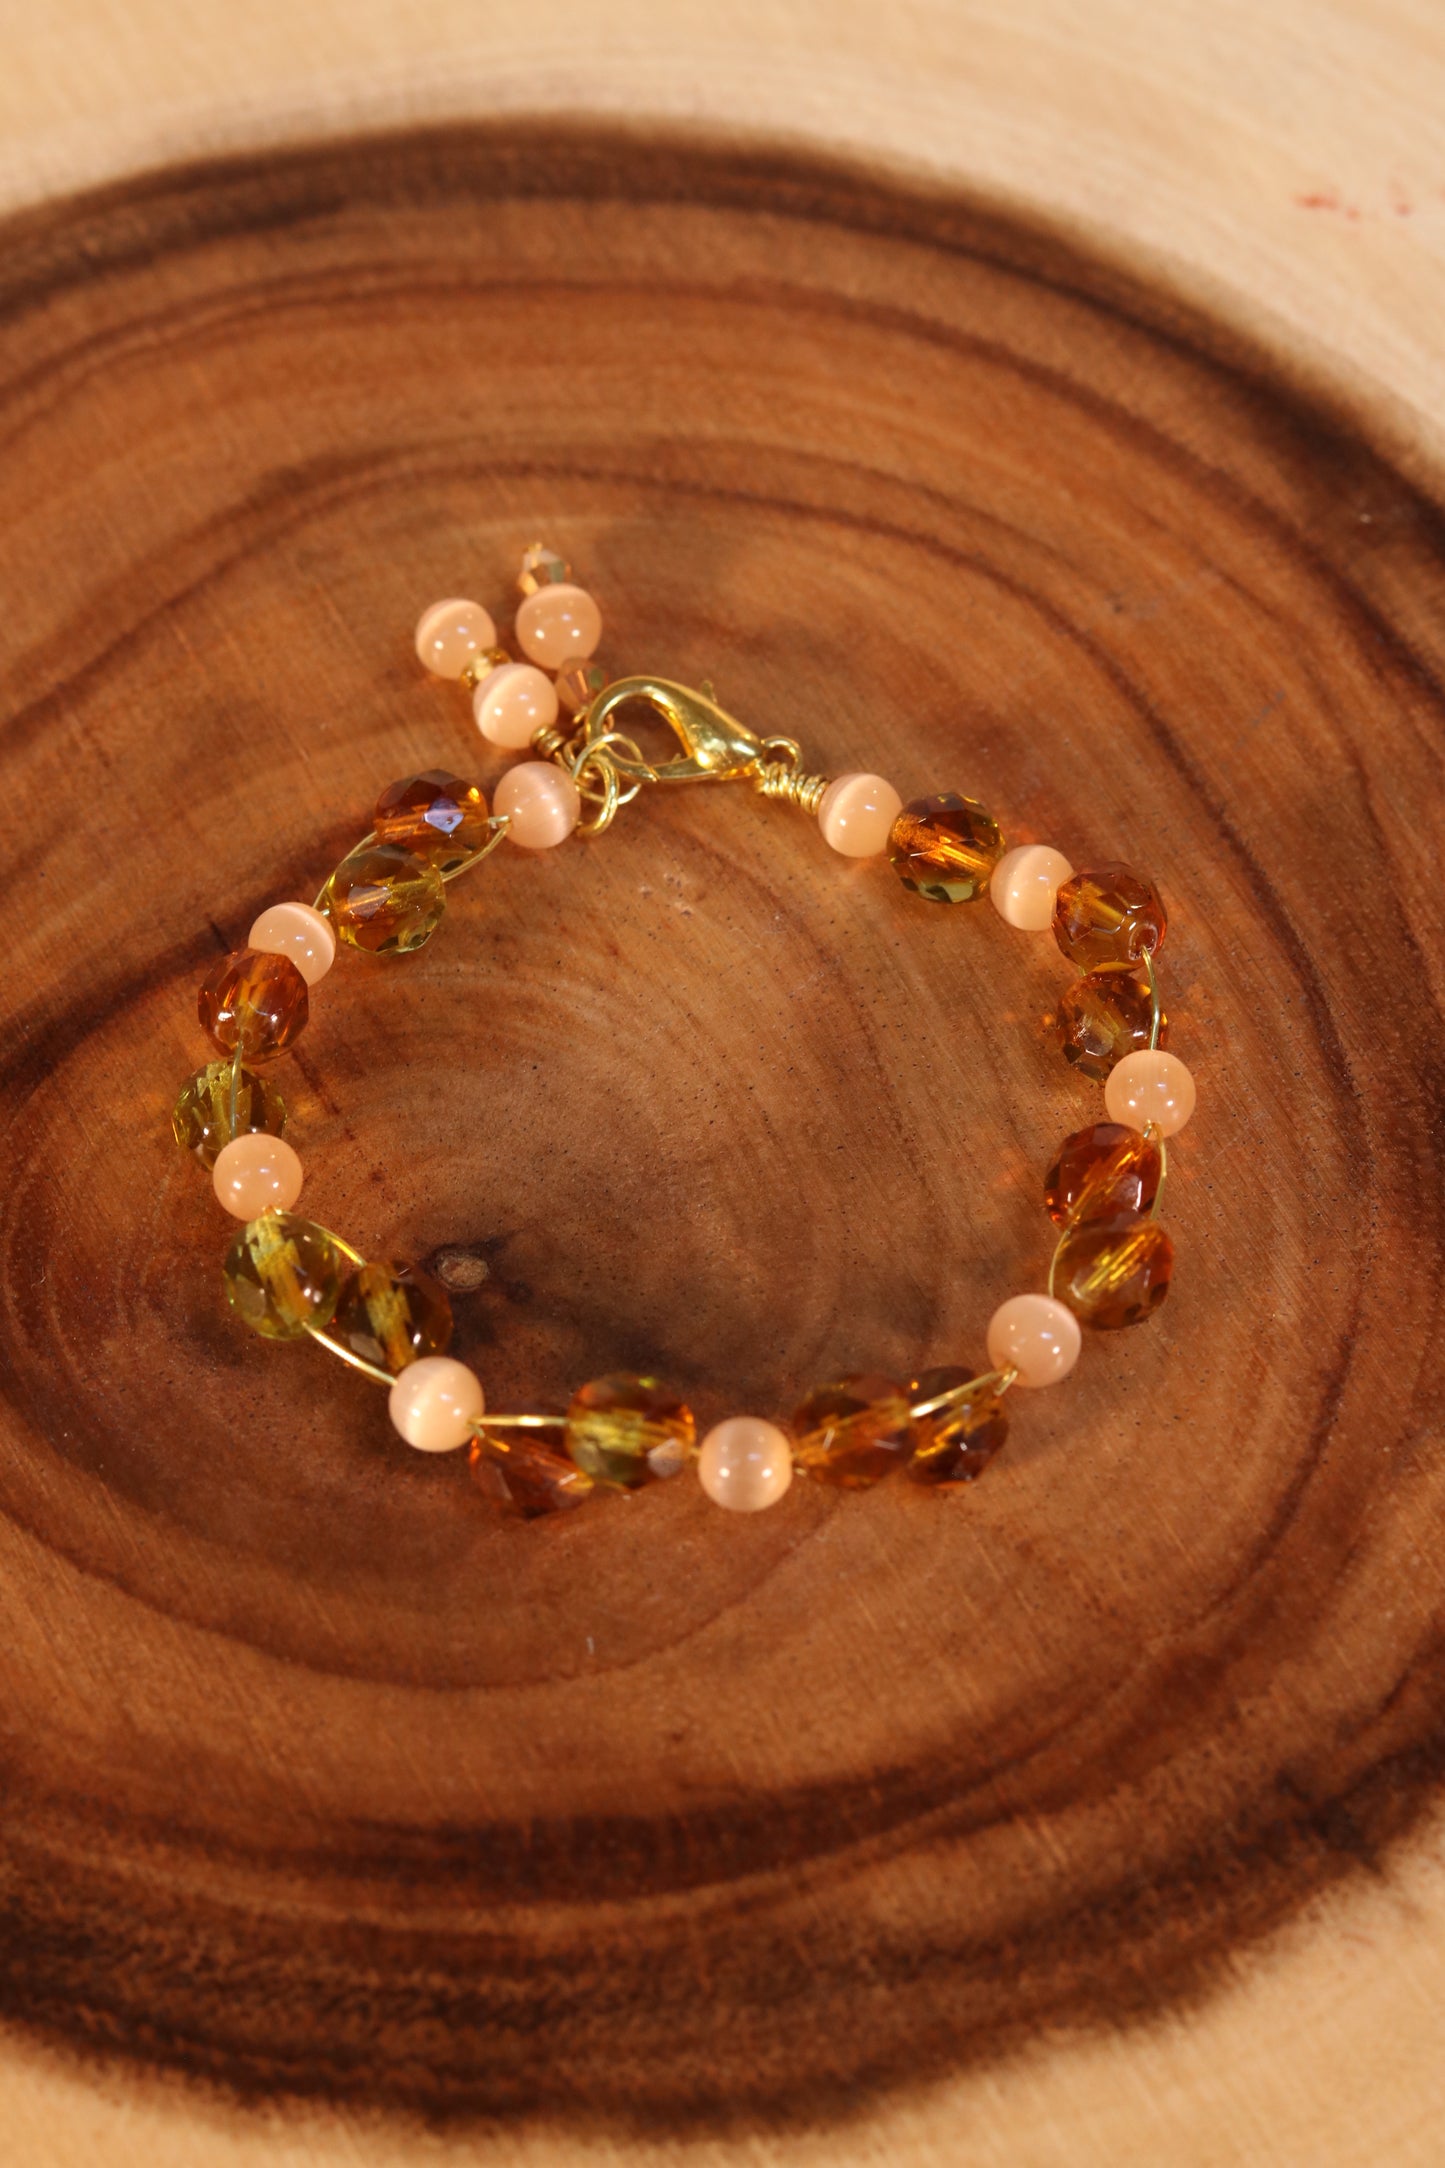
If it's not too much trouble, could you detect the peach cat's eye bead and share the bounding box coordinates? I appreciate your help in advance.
[697,1417,794,1512]
[173,1060,286,1167]
[1105,1049,1196,1135]
[248,901,336,988]
[415,598,498,679]
[515,583,602,667]
[495,761,581,849]
[816,772,903,858]
[474,661,560,749]
[1053,863,1166,972]
[389,1355,485,1452]
[985,1294,1082,1388]
[198,948,309,1063]
[212,1133,304,1219]
[321,843,446,955]
[989,844,1074,932]
[888,792,1004,903]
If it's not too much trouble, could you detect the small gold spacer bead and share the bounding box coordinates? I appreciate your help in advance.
[459,646,510,693]
[755,762,831,816]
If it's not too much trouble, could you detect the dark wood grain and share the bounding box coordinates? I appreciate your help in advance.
[0,122,1442,2129]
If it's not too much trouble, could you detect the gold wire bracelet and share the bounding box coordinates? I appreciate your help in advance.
[171,542,1197,1517]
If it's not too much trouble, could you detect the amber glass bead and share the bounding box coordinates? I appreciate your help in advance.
[556,658,608,714]
[321,842,446,955]
[330,1262,453,1373]
[516,543,571,596]
[1052,863,1166,972]
[372,771,491,873]
[1052,1214,1174,1329]
[1044,1121,1162,1227]
[791,1372,913,1487]
[888,793,1004,904]
[906,1366,1009,1488]
[198,948,309,1063]
[172,1059,286,1168]
[470,1431,595,1516]
[1056,967,1167,1079]
[223,1212,343,1340]
[564,1375,696,1487]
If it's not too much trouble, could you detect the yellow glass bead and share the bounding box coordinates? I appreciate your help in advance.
[372,771,491,873]
[791,1372,912,1487]
[1055,968,1167,1079]
[223,1212,343,1340]
[1052,1214,1174,1329]
[564,1374,696,1487]
[517,542,572,596]
[198,947,309,1062]
[1052,863,1166,972]
[887,793,1004,904]
[470,1431,595,1515]
[321,842,446,955]
[906,1366,1009,1487]
[330,1262,453,1373]
[172,1060,285,1169]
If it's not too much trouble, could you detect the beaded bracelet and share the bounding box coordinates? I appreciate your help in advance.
[172,543,1197,1516]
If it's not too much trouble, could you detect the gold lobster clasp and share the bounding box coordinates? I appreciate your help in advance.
[578,675,769,786]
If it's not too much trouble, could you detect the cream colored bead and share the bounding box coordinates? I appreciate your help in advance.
[415,597,497,679]
[816,771,903,858]
[515,582,602,667]
[388,1355,484,1452]
[248,900,336,987]
[986,1293,1082,1389]
[473,660,559,749]
[697,1417,794,1512]
[495,760,581,848]
[212,1133,303,1219]
[1105,1049,1197,1136]
[988,844,1074,931]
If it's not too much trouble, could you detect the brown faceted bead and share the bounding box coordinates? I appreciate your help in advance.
[1056,967,1167,1079]
[172,1059,286,1167]
[516,542,571,596]
[1044,1121,1163,1227]
[1052,1213,1174,1329]
[330,1261,453,1374]
[198,947,309,1063]
[469,1430,595,1516]
[564,1374,696,1487]
[888,792,1005,904]
[321,842,446,955]
[1052,862,1167,972]
[556,658,608,714]
[906,1366,1009,1488]
[372,770,491,872]
[791,1372,913,1487]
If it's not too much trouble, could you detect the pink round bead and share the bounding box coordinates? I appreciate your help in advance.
[989,844,1075,932]
[697,1417,794,1512]
[248,900,336,987]
[212,1134,303,1220]
[1105,1049,1197,1136]
[388,1356,484,1452]
[473,660,559,749]
[986,1294,1082,1389]
[414,597,498,679]
[816,772,904,858]
[494,761,582,849]
[515,583,602,667]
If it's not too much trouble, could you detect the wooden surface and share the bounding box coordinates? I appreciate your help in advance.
[1,8,1444,2166]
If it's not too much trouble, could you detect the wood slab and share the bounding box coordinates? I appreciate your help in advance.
[0,103,1443,2168]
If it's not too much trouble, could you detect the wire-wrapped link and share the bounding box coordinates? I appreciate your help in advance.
[755,761,830,816]
[530,722,578,763]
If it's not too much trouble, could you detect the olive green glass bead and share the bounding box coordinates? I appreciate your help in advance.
[321,842,446,956]
[172,1060,286,1168]
[330,1261,453,1373]
[223,1212,344,1341]
[564,1374,696,1487]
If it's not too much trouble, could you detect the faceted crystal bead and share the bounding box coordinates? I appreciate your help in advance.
[1052,1214,1174,1329]
[1056,967,1167,1079]
[1052,863,1166,971]
[330,1262,453,1373]
[556,658,608,714]
[223,1212,343,1340]
[321,842,446,955]
[172,1059,286,1168]
[198,948,309,1062]
[516,543,572,596]
[564,1374,696,1487]
[791,1372,913,1487]
[906,1366,1009,1487]
[1044,1121,1162,1227]
[372,771,490,872]
[469,1430,595,1515]
[887,792,1004,903]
